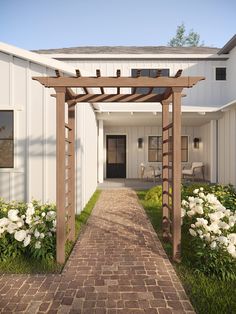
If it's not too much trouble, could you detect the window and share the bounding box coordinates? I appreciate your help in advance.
[131,69,169,94]
[215,67,226,80]
[0,111,14,168]
[148,135,188,162]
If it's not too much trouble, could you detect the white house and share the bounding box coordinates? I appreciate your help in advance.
[0,35,236,213]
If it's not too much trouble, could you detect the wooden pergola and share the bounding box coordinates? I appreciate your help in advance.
[33,69,204,264]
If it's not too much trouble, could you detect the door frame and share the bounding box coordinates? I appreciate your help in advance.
[104,133,128,179]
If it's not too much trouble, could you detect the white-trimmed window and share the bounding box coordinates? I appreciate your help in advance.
[131,69,169,94]
[215,67,226,80]
[148,135,188,162]
[0,110,14,168]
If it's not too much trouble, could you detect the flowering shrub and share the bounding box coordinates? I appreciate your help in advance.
[0,199,56,261]
[181,188,236,280]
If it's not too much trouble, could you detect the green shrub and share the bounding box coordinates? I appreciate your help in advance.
[144,185,163,204]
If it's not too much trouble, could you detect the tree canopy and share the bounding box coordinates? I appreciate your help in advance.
[168,23,202,47]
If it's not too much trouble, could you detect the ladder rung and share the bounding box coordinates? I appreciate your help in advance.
[163,123,173,131]
[163,152,172,156]
[65,123,72,130]
[163,165,172,170]
[163,203,172,211]
[65,153,72,157]
[163,178,173,184]
[65,138,72,143]
[163,191,172,198]
[162,138,172,144]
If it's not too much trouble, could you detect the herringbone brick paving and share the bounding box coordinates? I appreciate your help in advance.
[0,189,195,313]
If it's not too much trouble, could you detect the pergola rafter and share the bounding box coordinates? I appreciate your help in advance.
[33,69,204,264]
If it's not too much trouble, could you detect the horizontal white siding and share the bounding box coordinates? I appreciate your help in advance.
[104,125,211,180]
[64,59,227,107]
[0,52,97,213]
[218,108,236,185]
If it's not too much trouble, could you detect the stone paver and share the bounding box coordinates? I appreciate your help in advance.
[0,189,195,313]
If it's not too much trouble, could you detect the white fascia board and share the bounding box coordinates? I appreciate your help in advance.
[0,42,84,76]
[94,104,220,113]
[218,99,236,112]
[38,53,227,60]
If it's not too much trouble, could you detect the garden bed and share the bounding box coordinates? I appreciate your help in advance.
[137,183,236,314]
[0,190,101,273]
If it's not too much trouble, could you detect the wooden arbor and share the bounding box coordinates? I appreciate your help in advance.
[33,70,204,263]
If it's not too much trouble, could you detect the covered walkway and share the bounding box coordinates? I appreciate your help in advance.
[0,190,194,313]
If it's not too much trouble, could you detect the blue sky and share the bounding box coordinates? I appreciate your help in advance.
[0,0,235,50]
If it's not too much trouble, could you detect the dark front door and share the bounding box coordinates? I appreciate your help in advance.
[106,135,126,178]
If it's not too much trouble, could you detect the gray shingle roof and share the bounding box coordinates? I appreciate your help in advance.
[218,34,236,54]
[32,46,220,55]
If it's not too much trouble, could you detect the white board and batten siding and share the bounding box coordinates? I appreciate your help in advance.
[0,51,97,213]
[218,108,236,186]
[65,58,228,107]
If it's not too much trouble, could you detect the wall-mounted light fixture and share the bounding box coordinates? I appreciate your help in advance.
[193,137,200,149]
[138,138,143,149]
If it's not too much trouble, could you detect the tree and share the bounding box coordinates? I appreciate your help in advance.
[168,23,202,47]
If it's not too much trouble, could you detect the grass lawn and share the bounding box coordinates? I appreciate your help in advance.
[137,190,236,314]
[0,190,101,274]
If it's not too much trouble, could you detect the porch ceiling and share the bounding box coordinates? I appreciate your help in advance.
[97,107,222,127]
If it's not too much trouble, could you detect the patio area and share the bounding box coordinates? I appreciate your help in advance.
[0,189,194,313]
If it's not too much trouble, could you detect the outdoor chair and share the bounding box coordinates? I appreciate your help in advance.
[140,164,162,183]
[182,162,205,181]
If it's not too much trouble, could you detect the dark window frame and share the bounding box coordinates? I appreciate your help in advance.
[148,135,188,162]
[0,110,14,168]
[215,67,226,81]
[131,68,170,94]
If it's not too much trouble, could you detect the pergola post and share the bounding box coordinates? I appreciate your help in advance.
[68,106,76,241]
[172,88,182,262]
[55,87,66,264]
[162,100,170,240]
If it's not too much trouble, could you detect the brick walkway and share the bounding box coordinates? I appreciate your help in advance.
[0,189,195,314]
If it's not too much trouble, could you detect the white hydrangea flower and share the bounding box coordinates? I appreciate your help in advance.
[8,209,20,222]
[26,204,35,217]
[34,229,40,238]
[189,228,197,237]
[218,221,230,230]
[210,241,217,249]
[181,208,186,218]
[200,187,204,191]
[23,234,31,247]
[0,227,6,235]
[195,205,204,215]
[35,241,41,249]
[7,222,18,234]
[187,210,195,217]
[14,230,27,242]
[0,217,10,227]
[41,212,46,217]
[16,220,24,228]
[193,189,199,194]
[40,233,45,239]
[228,233,236,245]
[227,243,236,257]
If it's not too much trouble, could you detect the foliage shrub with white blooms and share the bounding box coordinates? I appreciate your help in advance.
[0,199,56,261]
[181,188,236,280]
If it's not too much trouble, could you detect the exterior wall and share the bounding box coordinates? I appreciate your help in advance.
[76,104,97,213]
[226,47,236,102]
[0,51,97,213]
[62,59,227,107]
[218,108,236,185]
[103,125,211,180]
